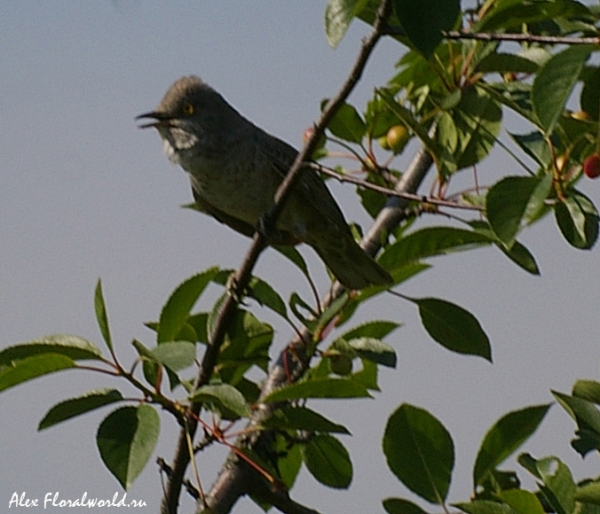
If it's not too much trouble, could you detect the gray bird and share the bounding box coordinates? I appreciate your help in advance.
[137,76,391,289]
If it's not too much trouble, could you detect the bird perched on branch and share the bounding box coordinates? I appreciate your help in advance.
[137,76,391,289]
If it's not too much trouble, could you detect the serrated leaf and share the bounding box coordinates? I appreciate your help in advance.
[473,404,551,487]
[486,176,540,247]
[469,221,540,275]
[263,377,371,403]
[383,403,454,504]
[302,434,352,489]
[94,279,113,352]
[347,337,397,368]
[477,53,540,75]
[0,354,76,393]
[555,191,599,250]
[342,321,400,341]
[39,389,123,430]
[151,341,196,372]
[247,277,288,320]
[324,101,366,143]
[97,405,159,490]
[409,297,492,361]
[452,86,503,171]
[509,132,550,166]
[533,45,593,135]
[531,45,593,135]
[0,334,103,365]
[324,0,366,48]
[189,384,250,418]
[379,227,492,270]
[264,406,350,434]
[393,0,460,58]
[158,268,218,343]
[383,497,429,514]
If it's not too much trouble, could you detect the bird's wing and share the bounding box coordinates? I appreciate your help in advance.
[255,129,352,232]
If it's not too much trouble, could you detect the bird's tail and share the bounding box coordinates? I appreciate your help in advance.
[311,237,392,290]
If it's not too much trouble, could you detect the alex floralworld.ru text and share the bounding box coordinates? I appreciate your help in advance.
[9,491,147,508]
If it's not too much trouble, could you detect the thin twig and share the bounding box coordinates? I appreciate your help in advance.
[310,162,483,211]
[384,24,600,45]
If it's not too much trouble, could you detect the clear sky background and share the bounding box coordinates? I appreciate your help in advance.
[1,2,600,513]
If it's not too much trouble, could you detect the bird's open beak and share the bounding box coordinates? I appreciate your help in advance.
[135,111,173,129]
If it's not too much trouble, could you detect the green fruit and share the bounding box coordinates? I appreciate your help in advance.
[386,125,410,154]
[378,135,391,150]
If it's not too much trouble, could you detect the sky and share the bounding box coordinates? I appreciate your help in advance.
[1,2,600,513]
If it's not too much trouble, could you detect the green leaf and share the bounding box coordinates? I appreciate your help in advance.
[408,297,492,361]
[189,383,250,418]
[553,391,600,436]
[486,176,540,247]
[340,320,400,341]
[533,45,593,135]
[157,268,218,343]
[383,404,454,504]
[351,359,380,391]
[393,0,460,58]
[473,404,551,487]
[383,497,429,514]
[247,276,288,321]
[474,0,591,33]
[379,227,492,270]
[536,457,576,514]
[454,500,519,514]
[575,481,600,506]
[0,354,75,393]
[97,405,159,490]
[347,337,397,368]
[263,377,371,403]
[151,341,196,372]
[94,279,113,353]
[264,406,350,434]
[324,101,366,143]
[477,53,540,75]
[302,434,352,489]
[554,191,599,249]
[573,380,600,404]
[469,221,541,275]
[274,433,302,490]
[274,245,310,275]
[324,0,366,48]
[497,489,547,514]
[38,389,123,430]
[0,334,103,365]
[509,131,551,167]
[451,86,503,171]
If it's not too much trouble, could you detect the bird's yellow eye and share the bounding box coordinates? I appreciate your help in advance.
[182,103,194,115]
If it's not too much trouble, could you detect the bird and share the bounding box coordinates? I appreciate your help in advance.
[137,76,391,289]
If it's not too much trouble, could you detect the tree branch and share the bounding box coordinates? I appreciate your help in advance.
[384,23,600,45]
[162,2,397,512]
[202,145,434,514]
